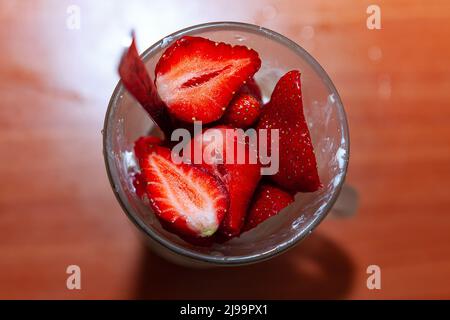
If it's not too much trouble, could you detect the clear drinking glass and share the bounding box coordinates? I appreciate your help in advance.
[103,22,350,267]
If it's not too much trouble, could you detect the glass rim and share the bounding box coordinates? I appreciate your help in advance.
[103,21,350,265]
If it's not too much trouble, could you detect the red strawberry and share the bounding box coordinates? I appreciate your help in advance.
[243,184,294,232]
[118,34,172,137]
[257,70,321,192]
[133,136,163,198]
[155,36,261,123]
[221,92,262,128]
[159,220,216,247]
[185,126,261,238]
[134,136,163,160]
[240,77,262,102]
[137,145,229,238]
[132,172,147,199]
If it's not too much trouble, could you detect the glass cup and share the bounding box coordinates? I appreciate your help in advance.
[103,22,350,267]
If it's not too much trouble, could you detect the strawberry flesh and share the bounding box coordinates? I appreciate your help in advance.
[155,36,261,123]
[243,184,294,232]
[118,35,172,137]
[136,144,229,238]
[257,70,321,192]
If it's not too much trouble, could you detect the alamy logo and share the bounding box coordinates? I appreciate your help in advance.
[66,5,81,30]
[66,265,81,290]
[170,122,280,175]
[366,265,381,290]
[366,5,382,30]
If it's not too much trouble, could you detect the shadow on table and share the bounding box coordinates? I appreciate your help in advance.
[133,233,354,299]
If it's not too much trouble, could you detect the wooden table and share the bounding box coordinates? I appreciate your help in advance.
[1,0,449,299]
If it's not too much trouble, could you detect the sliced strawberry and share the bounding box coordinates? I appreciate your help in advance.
[134,136,163,160]
[118,35,172,136]
[132,172,147,199]
[133,136,163,198]
[158,219,216,247]
[243,184,294,232]
[185,126,261,238]
[221,92,262,128]
[257,70,321,192]
[138,146,229,238]
[155,36,261,123]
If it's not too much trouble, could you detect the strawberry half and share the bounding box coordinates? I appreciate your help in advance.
[155,36,261,123]
[185,126,261,238]
[137,145,229,238]
[243,184,294,232]
[133,136,163,198]
[257,70,321,192]
[221,92,262,128]
[118,35,172,137]
[134,136,163,160]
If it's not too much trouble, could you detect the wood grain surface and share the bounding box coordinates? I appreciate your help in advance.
[0,0,449,299]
